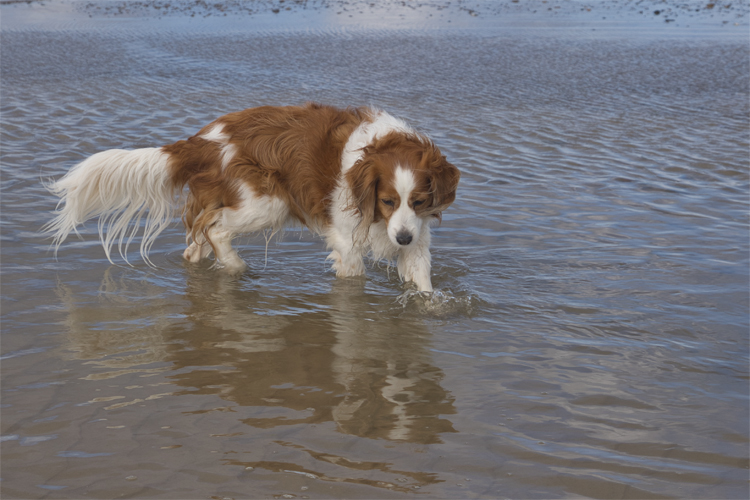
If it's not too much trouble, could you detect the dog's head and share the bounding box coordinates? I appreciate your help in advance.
[346,132,460,247]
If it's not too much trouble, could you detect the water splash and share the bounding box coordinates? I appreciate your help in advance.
[395,288,483,317]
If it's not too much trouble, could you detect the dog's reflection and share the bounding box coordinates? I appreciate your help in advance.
[58,264,456,444]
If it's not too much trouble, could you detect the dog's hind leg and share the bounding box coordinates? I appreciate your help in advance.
[183,236,212,263]
[206,226,246,272]
[183,207,246,272]
[182,196,213,263]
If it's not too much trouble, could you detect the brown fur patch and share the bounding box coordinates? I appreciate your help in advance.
[164,103,371,246]
[161,103,458,252]
[162,136,240,246]
[346,131,460,242]
[213,103,369,228]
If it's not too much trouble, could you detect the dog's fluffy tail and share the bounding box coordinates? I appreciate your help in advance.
[44,147,179,266]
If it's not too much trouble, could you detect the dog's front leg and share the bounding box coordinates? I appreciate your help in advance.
[326,247,366,278]
[397,231,433,293]
[325,228,366,278]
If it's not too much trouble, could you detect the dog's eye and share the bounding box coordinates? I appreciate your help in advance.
[413,200,425,207]
[381,199,395,207]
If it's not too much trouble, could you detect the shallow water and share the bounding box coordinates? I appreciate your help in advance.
[1,3,749,499]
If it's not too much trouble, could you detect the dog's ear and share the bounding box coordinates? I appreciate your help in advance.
[423,152,460,221]
[345,155,379,243]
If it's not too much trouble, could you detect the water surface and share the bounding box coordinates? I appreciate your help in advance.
[1,2,748,499]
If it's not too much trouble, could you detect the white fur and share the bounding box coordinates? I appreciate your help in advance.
[44,148,176,266]
[199,123,229,143]
[184,183,293,271]
[387,167,424,247]
[200,123,236,170]
[340,110,414,172]
[327,114,433,292]
[396,224,433,292]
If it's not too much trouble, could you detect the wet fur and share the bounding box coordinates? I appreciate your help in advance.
[45,103,460,292]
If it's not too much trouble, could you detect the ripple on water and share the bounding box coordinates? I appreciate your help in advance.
[0,18,748,500]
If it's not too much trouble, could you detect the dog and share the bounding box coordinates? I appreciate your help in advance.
[45,103,460,292]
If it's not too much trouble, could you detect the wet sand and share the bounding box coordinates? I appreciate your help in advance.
[62,0,750,24]
[3,0,749,31]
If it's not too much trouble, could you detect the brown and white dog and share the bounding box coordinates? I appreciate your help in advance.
[45,103,460,292]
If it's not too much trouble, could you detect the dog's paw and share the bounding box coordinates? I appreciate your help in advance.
[183,242,204,263]
[330,256,366,277]
[326,250,341,265]
[216,255,248,275]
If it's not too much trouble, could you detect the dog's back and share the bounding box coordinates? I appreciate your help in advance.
[166,104,370,236]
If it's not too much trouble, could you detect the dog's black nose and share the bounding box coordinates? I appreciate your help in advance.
[396,230,413,246]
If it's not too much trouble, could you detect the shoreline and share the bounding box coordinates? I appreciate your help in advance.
[2,0,748,37]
